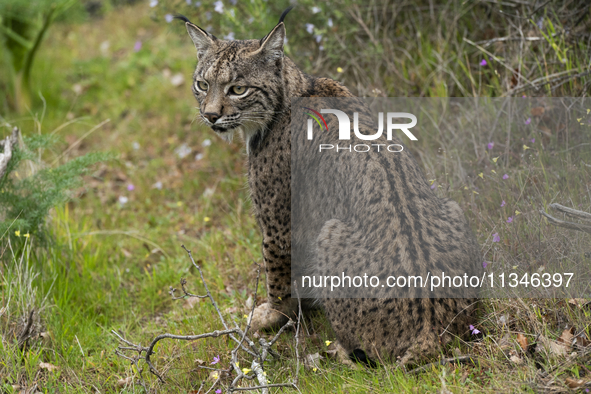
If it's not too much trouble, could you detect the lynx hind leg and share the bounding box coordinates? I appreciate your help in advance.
[314,219,374,358]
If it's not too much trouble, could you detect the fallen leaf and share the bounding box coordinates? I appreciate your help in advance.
[117,377,132,387]
[574,333,591,348]
[170,73,185,87]
[194,358,205,365]
[568,298,588,307]
[537,335,568,357]
[565,377,585,388]
[509,354,523,364]
[557,327,575,350]
[39,362,59,372]
[531,107,545,117]
[183,297,200,309]
[460,370,470,384]
[516,333,528,351]
[245,295,253,310]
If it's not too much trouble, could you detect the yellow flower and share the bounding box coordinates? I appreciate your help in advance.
[491,170,496,174]
[478,173,483,179]
[243,314,248,319]
[204,217,211,222]
[492,157,499,163]
[337,67,343,73]
[23,233,30,238]
[587,109,590,114]
[325,340,332,346]
[515,210,521,215]
[523,145,530,150]
[464,186,468,190]
[577,118,583,122]
[313,367,317,372]
[212,372,219,379]
[235,362,239,368]
[242,368,251,374]
[473,191,479,194]
[429,179,435,185]
[278,296,281,300]
[176,201,183,207]
[14,231,20,237]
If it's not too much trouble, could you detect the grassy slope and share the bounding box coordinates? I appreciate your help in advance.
[1,1,591,393]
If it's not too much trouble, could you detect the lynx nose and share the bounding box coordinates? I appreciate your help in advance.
[203,112,221,124]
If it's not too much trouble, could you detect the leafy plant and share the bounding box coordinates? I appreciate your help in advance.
[0,124,111,249]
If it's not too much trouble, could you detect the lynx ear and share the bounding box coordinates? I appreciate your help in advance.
[257,6,293,60]
[176,15,217,58]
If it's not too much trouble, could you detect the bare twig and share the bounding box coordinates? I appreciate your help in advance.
[113,245,301,393]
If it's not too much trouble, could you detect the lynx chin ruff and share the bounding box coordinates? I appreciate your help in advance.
[178,8,481,366]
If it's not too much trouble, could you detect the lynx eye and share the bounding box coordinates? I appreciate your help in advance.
[195,80,208,91]
[230,85,247,95]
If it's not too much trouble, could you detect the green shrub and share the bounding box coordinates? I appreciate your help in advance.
[0,125,111,250]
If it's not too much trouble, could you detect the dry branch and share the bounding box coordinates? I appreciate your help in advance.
[113,245,301,393]
[540,204,591,235]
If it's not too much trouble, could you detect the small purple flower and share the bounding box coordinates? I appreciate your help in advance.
[215,390,222,394]
[134,41,142,52]
[525,117,531,125]
[501,200,506,207]
[469,325,481,335]
[305,23,315,34]
[482,261,488,268]
[480,59,487,66]
[487,142,494,150]
[127,183,135,191]
[522,95,526,98]
[213,0,224,13]
[211,355,220,365]
[149,0,158,7]
[493,233,500,243]
[164,14,173,23]
[502,174,509,180]
[506,216,513,223]
[530,138,535,143]
[431,183,436,190]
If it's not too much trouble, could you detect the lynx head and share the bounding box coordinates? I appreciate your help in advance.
[178,7,293,145]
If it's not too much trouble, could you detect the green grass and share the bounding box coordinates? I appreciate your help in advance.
[1,1,591,392]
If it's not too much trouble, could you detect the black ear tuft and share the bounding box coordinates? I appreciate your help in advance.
[278,6,295,24]
[174,14,192,24]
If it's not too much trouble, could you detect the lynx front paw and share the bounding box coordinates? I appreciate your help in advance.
[249,302,288,331]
